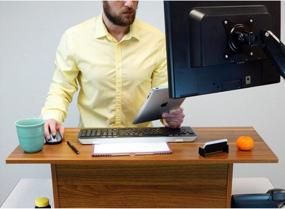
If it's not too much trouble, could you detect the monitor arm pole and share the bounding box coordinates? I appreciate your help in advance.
[262,30,285,79]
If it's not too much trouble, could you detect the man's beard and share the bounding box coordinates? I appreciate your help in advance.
[103,2,136,26]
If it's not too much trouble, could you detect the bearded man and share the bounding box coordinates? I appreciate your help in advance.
[41,1,185,139]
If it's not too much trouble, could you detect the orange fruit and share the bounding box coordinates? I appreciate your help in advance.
[236,136,254,151]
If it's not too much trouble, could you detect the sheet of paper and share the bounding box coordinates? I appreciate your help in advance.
[93,142,172,156]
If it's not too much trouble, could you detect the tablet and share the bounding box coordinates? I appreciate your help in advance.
[133,87,185,124]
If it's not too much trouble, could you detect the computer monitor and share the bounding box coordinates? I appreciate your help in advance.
[164,1,282,99]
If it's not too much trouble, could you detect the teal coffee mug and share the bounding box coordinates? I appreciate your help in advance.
[15,118,45,153]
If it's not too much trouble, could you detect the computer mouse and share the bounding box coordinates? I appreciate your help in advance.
[46,131,62,144]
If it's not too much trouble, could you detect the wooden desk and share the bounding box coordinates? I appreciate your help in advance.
[6,127,278,208]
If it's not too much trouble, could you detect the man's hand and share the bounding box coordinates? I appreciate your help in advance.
[44,119,64,139]
[162,107,185,128]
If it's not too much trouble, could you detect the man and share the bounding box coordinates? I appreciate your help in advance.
[42,0,185,139]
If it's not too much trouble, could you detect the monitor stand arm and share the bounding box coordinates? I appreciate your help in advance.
[262,30,285,79]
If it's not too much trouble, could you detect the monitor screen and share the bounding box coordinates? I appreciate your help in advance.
[164,1,281,98]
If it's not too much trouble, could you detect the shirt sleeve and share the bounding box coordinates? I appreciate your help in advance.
[151,36,168,88]
[41,30,79,123]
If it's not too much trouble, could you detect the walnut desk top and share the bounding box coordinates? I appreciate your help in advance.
[6,127,278,165]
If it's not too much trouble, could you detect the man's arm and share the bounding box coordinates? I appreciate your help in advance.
[41,31,79,138]
[151,36,168,88]
[151,36,185,128]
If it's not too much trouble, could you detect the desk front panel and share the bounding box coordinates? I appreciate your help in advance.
[52,163,233,208]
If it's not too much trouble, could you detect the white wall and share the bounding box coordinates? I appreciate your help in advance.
[0,1,284,205]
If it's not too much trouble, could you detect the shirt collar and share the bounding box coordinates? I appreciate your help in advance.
[125,20,140,41]
[94,14,140,42]
[94,14,108,39]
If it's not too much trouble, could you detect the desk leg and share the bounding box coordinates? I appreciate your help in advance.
[226,164,233,207]
[51,163,233,208]
[51,164,59,208]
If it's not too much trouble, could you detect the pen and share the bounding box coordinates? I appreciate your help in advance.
[67,141,80,155]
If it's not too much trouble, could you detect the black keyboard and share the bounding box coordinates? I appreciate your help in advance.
[78,126,197,144]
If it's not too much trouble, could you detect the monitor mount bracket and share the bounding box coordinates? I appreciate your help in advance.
[261,30,285,79]
[224,19,285,79]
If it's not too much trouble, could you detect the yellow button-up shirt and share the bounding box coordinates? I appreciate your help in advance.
[41,16,167,128]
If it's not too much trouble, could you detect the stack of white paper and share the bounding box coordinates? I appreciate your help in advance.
[93,142,172,156]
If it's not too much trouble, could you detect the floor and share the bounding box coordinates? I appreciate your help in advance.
[1,177,273,208]
[1,178,54,208]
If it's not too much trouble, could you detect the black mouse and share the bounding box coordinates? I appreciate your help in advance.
[46,131,62,144]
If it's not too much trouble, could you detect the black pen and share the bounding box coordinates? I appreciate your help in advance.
[67,141,80,155]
